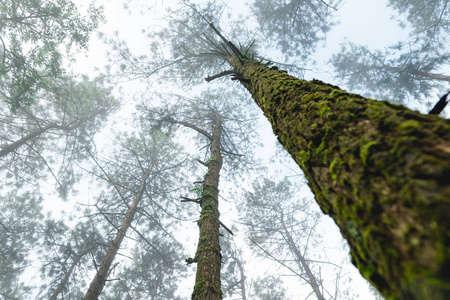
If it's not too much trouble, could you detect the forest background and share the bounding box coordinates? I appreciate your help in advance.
[1,0,449,299]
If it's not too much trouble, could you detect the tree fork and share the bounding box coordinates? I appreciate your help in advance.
[225,56,450,300]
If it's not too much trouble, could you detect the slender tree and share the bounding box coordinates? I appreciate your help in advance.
[144,88,258,300]
[82,127,188,299]
[242,177,352,300]
[0,190,42,299]
[37,219,105,300]
[83,161,155,300]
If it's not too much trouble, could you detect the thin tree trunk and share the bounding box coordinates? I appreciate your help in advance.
[280,214,325,300]
[227,56,450,300]
[83,162,154,300]
[235,256,247,300]
[191,113,223,300]
[49,247,95,300]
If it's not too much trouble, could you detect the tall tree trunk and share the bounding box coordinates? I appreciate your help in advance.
[83,162,154,300]
[191,113,223,300]
[227,56,450,300]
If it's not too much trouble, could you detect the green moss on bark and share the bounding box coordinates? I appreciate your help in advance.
[191,115,223,300]
[229,57,450,300]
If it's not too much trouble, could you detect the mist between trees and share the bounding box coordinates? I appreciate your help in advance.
[1,0,449,299]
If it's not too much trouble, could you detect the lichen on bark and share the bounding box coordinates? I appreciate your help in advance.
[228,56,450,300]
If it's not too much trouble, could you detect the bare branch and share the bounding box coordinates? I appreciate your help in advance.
[205,70,235,82]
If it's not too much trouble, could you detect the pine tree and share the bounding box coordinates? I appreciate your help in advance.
[219,48,450,300]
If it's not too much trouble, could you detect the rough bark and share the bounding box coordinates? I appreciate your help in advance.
[83,162,154,300]
[191,113,223,300]
[227,56,450,300]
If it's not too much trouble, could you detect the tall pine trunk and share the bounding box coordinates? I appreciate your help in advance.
[227,57,450,300]
[191,113,223,300]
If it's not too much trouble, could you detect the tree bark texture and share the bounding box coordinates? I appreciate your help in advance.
[228,57,450,300]
[83,162,154,300]
[191,113,223,300]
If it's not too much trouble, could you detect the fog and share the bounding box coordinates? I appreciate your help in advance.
[1,0,449,299]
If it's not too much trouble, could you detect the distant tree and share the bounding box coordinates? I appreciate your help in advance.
[0,0,104,110]
[82,129,187,300]
[103,238,186,300]
[84,135,183,300]
[331,0,450,106]
[36,219,105,300]
[0,75,118,196]
[144,88,258,300]
[388,0,450,44]
[251,274,288,300]
[83,163,154,300]
[250,0,342,62]
[331,41,450,104]
[220,231,248,300]
[242,177,351,300]
[0,190,42,299]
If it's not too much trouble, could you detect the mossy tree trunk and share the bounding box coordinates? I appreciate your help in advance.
[83,162,154,300]
[191,112,223,300]
[226,56,450,300]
